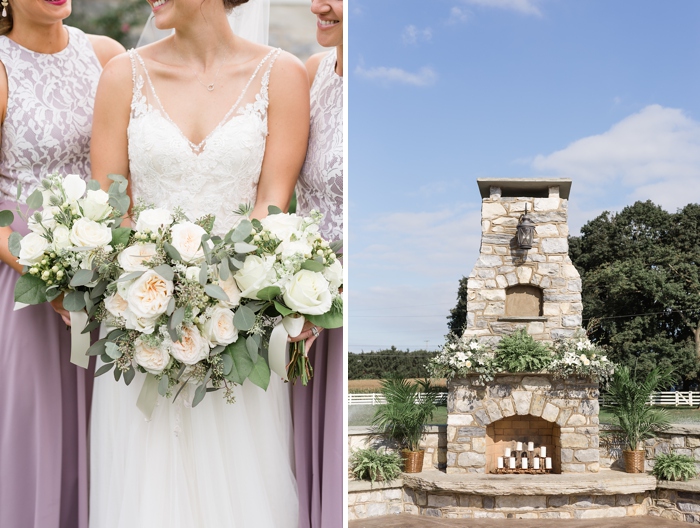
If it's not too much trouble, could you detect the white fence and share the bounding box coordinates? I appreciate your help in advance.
[349,391,700,407]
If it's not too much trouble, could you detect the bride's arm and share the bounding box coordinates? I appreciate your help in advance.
[250,52,310,220]
[90,54,133,197]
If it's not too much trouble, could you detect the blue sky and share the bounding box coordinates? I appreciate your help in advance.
[348,0,700,353]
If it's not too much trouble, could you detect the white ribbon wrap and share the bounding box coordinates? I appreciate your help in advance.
[268,315,305,381]
[69,311,90,369]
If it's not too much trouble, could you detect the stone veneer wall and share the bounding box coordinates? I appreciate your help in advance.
[464,184,582,343]
[447,374,600,474]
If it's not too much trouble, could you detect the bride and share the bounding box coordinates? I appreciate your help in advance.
[89,0,309,526]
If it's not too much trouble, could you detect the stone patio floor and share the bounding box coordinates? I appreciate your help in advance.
[348,515,688,527]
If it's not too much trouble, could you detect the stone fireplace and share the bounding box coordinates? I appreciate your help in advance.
[447,179,600,475]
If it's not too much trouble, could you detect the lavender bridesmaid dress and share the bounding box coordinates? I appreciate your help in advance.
[293,50,343,528]
[0,26,101,528]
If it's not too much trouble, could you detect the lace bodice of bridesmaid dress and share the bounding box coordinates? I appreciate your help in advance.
[0,26,102,200]
[296,50,343,242]
[127,48,281,234]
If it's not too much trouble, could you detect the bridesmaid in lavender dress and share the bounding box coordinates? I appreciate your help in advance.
[0,2,122,527]
[292,1,343,526]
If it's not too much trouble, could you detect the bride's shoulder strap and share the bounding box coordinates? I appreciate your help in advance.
[259,48,283,103]
[127,49,149,118]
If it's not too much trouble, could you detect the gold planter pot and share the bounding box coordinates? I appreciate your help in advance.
[401,449,425,473]
[623,449,645,473]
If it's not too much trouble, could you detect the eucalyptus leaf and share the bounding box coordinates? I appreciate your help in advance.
[63,291,86,312]
[15,181,21,201]
[26,189,43,210]
[114,367,122,382]
[192,383,207,407]
[245,300,267,313]
[164,242,181,262]
[166,296,176,316]
[167,324,181,344]
[170,306,185,329]
[219,258,230,281]
[117,271,145,282]
[301,259,324,272]
[0,210,13,227]
[107,328,128,341]
[210,345,225,356]
[84,292,94,314]
[158,375,170,397]
[111,227,132,247]
[105,341,122,360]
[267,205,283,216]
[199,261,209,286]
[45,286,62,302]
[108,194,130,216]
[107,173,127,183]
[90,280,109,300]
[329,240,343,254]
[153,264,174,281]
[224,340,253,384]
[273,300,294,317]
[173,363,186,381]
[81,319,101,335]
[86,339,107,356]
[229,220,253,243]
[204,283,230,302]
[229,257,243,270]
[94,362,114,377]
[70,269,96,287]
[246,335,259,362]
[256,286,280,301]
[306,300,343,329]
[233,242,258,254]
[248,357,270,391]
[222,353,233,376]
[8,231,22,257]
[87,179,101,191]
[123,366,136,386]
[172,379,190,403]
[14,274,47,305]
[232,305,256,331]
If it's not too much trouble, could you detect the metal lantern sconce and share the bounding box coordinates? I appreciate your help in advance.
[517,204,535,250]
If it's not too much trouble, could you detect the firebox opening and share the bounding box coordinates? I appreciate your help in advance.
[486,415,561,474]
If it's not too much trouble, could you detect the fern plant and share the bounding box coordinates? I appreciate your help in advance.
[493,328,553,373]
[652,453,698,481]
[350,448,403,483]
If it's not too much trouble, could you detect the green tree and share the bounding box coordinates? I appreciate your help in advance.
[447,276,469,335]
[348,348,438,380]
[570,200,700,383]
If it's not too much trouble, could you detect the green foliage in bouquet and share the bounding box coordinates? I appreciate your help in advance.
[492,329,552,373]
[350,448,403,483]
[372,378,437,452]
[652,453,698,482]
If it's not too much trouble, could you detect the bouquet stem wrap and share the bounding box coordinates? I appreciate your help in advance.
[69,311,90,369]
[269,322,291,382]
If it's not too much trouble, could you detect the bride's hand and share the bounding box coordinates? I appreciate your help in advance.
[49,294,72,326]
[288,321,322,353]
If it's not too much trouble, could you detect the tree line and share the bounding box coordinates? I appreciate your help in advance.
[348,347,438,380]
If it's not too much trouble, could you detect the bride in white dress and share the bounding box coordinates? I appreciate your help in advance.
[88,0,310,526]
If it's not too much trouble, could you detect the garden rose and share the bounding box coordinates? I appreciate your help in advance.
[80,189,111,221]
[233,255,276,299]
[170,222,207,263]
[133,339,171,374]
[123,310,158,334]
[118,243,157,272]
[125,269,173,320]
[70,218,112,247]
[322,259,343,290]
[282,270,332,315]
[218,273,241,308]
[185,266,201,281]
[136,208,173,233]
[52,225,71,251]
[259,213,303,241]
[276,238,313,258]
[170,324,209,365]
[62,173,87,202]
[201,304,238,346]
[18,232,49,266]
[104,292,128,319]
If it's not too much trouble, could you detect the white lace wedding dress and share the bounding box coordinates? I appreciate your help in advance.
[89,48,299,528]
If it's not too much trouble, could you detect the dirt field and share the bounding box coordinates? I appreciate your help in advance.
[348,378,447,391]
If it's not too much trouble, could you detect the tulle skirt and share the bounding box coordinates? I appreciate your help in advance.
[89,364,299,528]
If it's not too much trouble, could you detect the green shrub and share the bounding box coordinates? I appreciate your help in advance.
[652,453,698,481]
[494,328,552,373]
[350,448,403,483]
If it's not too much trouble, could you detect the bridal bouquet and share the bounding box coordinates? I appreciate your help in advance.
[88,204,272,410]
[0,173,130,367]
[235,207,343,385]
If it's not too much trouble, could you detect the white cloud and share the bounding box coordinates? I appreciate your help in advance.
[402,25,433,45]
[448,6,471,23]
[354,63,437,87]
[531,105,700,211]
[462,0,543,17]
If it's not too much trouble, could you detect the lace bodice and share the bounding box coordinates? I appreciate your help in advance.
[0,26,102,200]
[296,51,343,242]
[127,48,281,234]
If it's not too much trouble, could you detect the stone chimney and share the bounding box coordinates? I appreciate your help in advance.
[463,178,582,343]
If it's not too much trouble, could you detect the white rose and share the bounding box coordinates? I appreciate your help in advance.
[62,173,87,202]
[133,338,171,374]
[123,310,158,334]
[52,225,71,251]
[27,206,59,234]
[276,238,314,258]
[185,266,201,281]
[170,222,207,264]
[233,255,276,299]
[322,259,343,290]
[218,273,241,308]
[117,243,157,272]
[104,292,128,319]
[80,190,111,221]
[136,208,173,233]
[201,304,238,346]
[18,232,49,266]
[170,324,209,365]
[259,213,303,241]
[125,269,173,321]
[70,218,112,248]
[282,270,332,315]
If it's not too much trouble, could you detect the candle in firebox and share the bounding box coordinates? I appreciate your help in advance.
[516,442,523,451]
[497,457,504,469]
[504,447,511,457]
[527,441,534,451]
[522,457,528,469]
[540,446,547,458]
[509,457,516,469]
[546,457,552,469]
[533,457,540,470]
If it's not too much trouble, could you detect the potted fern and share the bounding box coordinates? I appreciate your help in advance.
[603,365,675,473]
[372,378,437,473]
[652,453,698,482]
[350,448,403,483]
